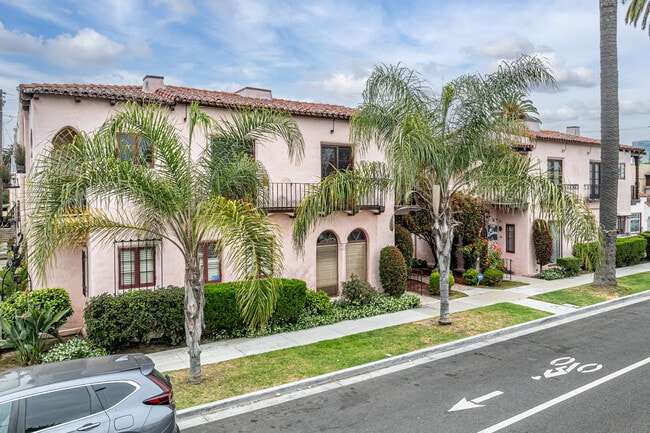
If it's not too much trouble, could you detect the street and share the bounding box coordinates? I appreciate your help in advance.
[184,299,650,433]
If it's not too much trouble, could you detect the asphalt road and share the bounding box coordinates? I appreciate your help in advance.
[184,299,650,433]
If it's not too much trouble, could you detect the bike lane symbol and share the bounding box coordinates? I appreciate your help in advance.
[532,356,603,380]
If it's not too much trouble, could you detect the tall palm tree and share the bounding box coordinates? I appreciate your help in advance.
[594,0,620,286]
[624,0,650,34]
[293,55,598,324]
[26,101,304,383]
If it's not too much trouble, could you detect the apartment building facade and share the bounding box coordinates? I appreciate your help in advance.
[15,76,393,331]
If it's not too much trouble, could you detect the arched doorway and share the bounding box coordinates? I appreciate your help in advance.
[316,231,338,296]
[346,229,367,281]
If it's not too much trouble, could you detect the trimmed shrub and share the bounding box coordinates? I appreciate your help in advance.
[429,271,455,296]
[483,268,504,286]
[379,246,408,297]
[42,338,108,363]
[305,290,331,314]
[411,258,428,268]
[640,231,650,259]
[572,242,600,271]
[0,287,73,327]
[556,257,580,277]
[615,236,647,267]
[203,282,243,334]
[271,279,307,324]
[395,225,414,274]
[342,274,379,305]
[462,268,480,285]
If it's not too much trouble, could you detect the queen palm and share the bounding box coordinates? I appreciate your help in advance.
[624,0,650,33]
[26,101,304,383]
[293,55,597,324]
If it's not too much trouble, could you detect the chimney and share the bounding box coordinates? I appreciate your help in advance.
[143,75,165,93]
[235,87,272,100]
[566,126,580,136]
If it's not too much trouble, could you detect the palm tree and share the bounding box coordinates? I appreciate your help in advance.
[293,55,598,324]
[624,0,650,34]
[594,0,620,287]
[26,101,304,383]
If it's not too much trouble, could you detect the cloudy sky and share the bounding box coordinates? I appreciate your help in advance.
[1,0,650,149]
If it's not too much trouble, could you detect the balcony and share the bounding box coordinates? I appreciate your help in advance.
[584,184,600,201]
[260,182,386,215]
[562,184,580,195]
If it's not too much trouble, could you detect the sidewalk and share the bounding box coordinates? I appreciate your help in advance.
[149,261,650,373]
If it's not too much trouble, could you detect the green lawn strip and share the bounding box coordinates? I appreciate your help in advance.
[530,271,650,307]
[168,303,550,409]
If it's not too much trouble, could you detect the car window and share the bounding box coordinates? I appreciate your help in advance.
[93,382,136,410]
[0,402,11,433]
[24,386,97,432]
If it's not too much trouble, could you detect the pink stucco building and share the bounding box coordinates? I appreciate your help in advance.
[13,76,645,332]
[15,76,393,333]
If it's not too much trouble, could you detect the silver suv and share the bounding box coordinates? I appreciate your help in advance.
[0,353,179,433]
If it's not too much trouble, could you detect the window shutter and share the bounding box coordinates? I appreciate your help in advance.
[346,242,367,281]
[317,244,338,295]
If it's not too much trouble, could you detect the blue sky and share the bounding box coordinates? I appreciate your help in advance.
[1,0,650,149]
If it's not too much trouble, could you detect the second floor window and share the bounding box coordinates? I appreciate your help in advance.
[118,133,153,166]
[547,159,562,184]
[589,161,601,199]
[321,145,352,177]
[619,163,625,180]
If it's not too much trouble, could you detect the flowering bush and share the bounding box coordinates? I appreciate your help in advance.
[481,242,506,272]
[460,238,487,269]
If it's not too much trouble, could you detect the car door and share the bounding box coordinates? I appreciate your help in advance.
[19,386,110,433]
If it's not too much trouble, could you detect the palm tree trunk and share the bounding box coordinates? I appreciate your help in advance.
[434,208,454,325]
[594,0,619,287]
[185,256,204,384]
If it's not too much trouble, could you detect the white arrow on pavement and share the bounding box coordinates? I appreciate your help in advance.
[448,391,504,412]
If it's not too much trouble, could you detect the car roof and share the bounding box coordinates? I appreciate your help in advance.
[0,353,154,399]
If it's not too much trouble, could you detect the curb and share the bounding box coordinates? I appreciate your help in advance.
[177,291,650,422]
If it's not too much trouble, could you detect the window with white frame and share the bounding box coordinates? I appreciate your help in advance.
[630,213,641,233]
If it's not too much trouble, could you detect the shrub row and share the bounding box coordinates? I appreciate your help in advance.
[555,257,580,277]
[85,279,308,352]
[615,236,647,267]
[0,287,73,326]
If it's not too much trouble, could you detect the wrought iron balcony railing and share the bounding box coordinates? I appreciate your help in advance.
[260,182,386,215]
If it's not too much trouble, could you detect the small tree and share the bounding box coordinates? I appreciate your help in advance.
[395,224,414,274]
[533,219,553,273]
[379,246,407,297]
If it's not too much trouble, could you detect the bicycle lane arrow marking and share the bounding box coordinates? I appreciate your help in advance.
[448,391,504,412]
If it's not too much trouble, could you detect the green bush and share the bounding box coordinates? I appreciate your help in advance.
[271,279,307,324]
[462,268,480,285]
[379,246,407,297]
[483,268,504,286]
[411,258,428,268]
[305,290,331,314]
[42,338,108,363]
[0,287,73,327]
[85,286,184,352]
[203,282,243,334]
[640,232,650,259]
[615,236,647,267]
[533,219,553,270]
[539,267,565,280]
[428,271,454,296]
[395,225,414,274]
[572,242,600,271]
[342,274,379,305]
[556,257,581,277]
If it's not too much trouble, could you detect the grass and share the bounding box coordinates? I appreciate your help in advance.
[168,303,550,409]
[531,271,650,307]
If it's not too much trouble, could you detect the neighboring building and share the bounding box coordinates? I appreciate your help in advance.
[632,140,650,163]
[490,122,645,276]
[15,76,393,332]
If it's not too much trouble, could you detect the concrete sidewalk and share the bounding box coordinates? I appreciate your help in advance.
[149,262,650,373]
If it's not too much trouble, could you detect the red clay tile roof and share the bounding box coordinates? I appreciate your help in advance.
[18,82,355,119]
[531,129,645,154]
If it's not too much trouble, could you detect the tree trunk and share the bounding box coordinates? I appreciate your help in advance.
[434,208,454,325]
[594,0,619,287]
[185,256,205,384]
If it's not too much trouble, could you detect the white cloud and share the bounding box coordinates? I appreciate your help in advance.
[463,34,535,59]
[0,21,42,54]
[44,28,124,68]
[307,73,368,100]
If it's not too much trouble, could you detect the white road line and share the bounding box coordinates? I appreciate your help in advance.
[477,357,650,433]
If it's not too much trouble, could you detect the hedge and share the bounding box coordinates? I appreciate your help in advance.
[615,236,647,267]
[572,242,600,271]
[0,287,73,326]
[556,257,580,277]
[640,231,650,259]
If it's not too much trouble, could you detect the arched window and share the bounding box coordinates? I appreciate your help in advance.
[316,231,338,296]
[346,229,367,281]
[52,126,78,150]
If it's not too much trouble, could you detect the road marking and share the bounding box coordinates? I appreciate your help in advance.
[449,391,504,412]
[477,357,650,433]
